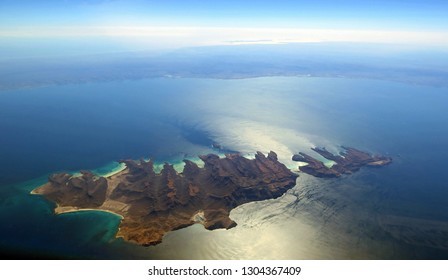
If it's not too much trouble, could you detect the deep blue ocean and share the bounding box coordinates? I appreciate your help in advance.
[0,77,447,259]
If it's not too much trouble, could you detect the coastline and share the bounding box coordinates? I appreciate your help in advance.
[30,188,39,195]
[31,188,124,219]
[54,206,124,219]
[96,162,127,178]
[30,175,125,220]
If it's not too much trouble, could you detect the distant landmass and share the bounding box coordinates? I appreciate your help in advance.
[32,151,298,246]
[292,146,392,178]
[2,43,448,91]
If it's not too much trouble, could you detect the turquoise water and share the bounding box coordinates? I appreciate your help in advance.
[0,77,447,259]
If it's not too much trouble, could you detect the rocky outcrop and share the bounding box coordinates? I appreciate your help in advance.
[33,152,298,246]
[292,146,392,178]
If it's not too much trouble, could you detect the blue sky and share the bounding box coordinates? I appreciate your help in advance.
[1,0,447,29]
[1,0,448,53]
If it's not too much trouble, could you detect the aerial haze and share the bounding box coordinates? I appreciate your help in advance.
[0,0,448,260]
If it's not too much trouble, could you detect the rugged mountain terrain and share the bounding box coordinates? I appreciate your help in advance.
[292,146,392,178]
[33,151,298,245]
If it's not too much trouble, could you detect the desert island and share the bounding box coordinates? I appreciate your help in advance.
[32,151,298,245]
[32,147,391,246]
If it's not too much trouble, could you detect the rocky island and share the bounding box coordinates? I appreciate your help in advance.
[32,151,298,246]
[292,146,392,178]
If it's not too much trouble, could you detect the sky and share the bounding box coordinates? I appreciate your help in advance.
[1,0,448,54]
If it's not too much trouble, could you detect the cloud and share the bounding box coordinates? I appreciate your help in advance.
[1,26,447,48]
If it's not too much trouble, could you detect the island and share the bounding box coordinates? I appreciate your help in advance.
[32,151,298,246]
[292,146,392,178]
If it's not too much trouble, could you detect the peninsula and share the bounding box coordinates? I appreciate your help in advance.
[292,146,392,178]
[32,152,298,246]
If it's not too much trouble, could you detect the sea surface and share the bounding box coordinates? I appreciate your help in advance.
[0,77,447,259]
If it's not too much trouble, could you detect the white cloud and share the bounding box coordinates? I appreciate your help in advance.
[2,26,448,48]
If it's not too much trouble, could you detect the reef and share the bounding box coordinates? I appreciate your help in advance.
[292,146,392,178]
[33,151,298,246]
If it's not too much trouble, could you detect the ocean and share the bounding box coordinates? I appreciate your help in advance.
[0,77,447,259]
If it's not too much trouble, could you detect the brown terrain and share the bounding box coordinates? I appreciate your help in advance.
[33,151,298,246]
[292,146,392,178]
